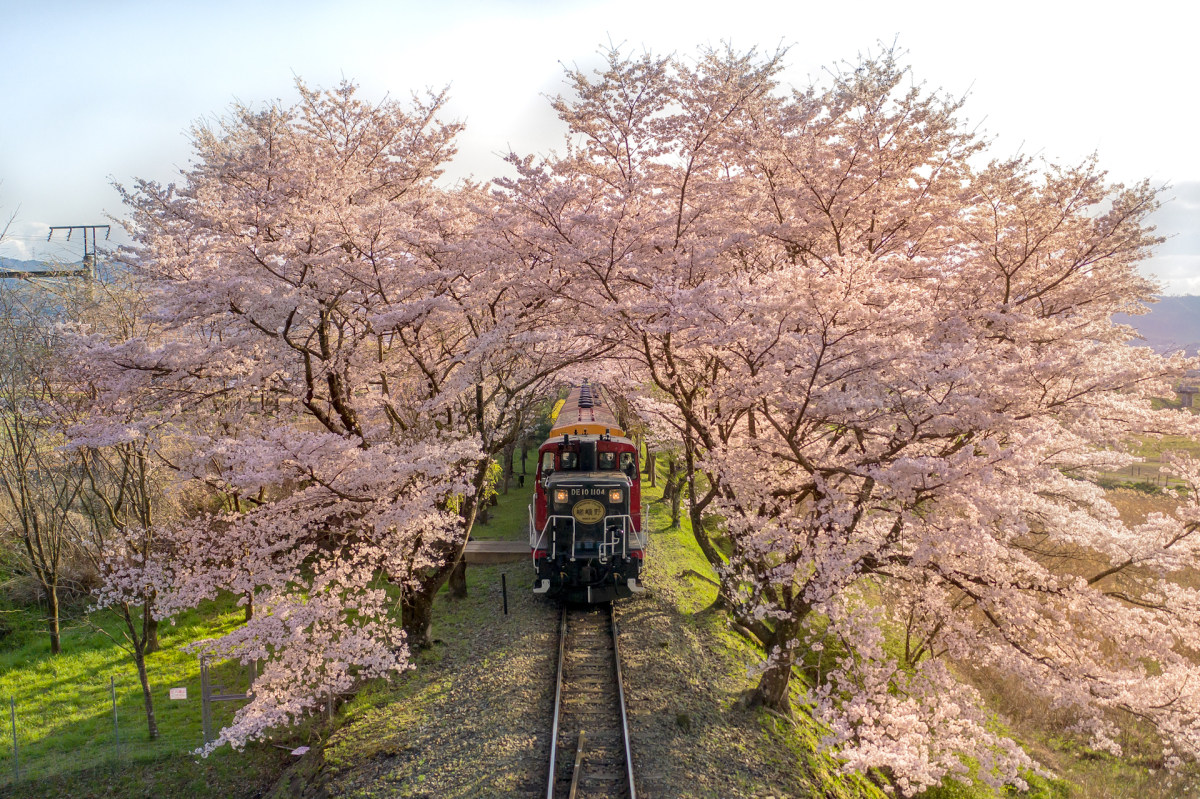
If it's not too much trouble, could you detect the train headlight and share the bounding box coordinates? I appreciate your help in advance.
[608,488,623,504]
[553,488,570,505]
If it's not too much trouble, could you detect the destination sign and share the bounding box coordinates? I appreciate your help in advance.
[572,499,606,524]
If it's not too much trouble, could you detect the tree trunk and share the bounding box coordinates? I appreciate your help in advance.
[502,442,515,494]
[402,589,436,649]
[747,614,805,714]
[688,502,724,570]
[134,645,159,739]
[145,605,160,654]
[448,557,467,599]
[124,604,159,739]
[401,457,490,647]
[244,592,254,623]
[45,584,61,655]
[521,444,529,474]
[748,650,794,714]
[647,451,657,487]
[670,482,683,529]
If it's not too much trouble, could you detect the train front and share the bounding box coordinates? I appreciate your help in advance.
[531,436,646,603]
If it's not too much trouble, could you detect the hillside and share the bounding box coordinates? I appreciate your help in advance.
[1116,295,1200,355]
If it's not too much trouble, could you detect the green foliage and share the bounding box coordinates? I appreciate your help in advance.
[481,458,503,504]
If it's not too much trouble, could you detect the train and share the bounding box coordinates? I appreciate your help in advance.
[529,381,646,603]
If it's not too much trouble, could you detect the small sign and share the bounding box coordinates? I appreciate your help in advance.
[572,499,605,524]
[169,687,187,700]
[291,746,310,756]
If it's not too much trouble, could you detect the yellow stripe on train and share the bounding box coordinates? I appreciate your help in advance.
[547,421,626,438]
[550,399,566,422]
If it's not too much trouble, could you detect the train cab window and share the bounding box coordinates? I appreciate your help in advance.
[620,452,636,479]
[560,451,578,470]
[541,451,555,476]
[598,451,616,470]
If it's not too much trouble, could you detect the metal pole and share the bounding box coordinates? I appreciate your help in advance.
[111,676,120,751]
[200,656,213,745]
[10,698,18,782]
[502,573,509,615]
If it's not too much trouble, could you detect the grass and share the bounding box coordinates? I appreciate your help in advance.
[0,452,543,799]
[0,594,297,798]
[1095,432,1200,491]
[468,451,536,542]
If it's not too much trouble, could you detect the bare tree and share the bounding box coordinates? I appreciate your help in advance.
[0,286,85,655]
[76,437,165,740]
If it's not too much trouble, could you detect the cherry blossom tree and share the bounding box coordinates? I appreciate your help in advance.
[97,79,594,750]
[503,45,1200,792]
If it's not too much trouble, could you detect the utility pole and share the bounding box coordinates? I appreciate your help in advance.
[47,224,110,280]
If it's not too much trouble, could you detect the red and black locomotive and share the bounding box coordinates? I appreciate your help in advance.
[529,381,646,603]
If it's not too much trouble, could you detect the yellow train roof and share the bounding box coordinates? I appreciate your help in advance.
[548,383,625,438]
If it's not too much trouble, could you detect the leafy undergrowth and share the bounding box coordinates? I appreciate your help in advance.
[0,595,296,798]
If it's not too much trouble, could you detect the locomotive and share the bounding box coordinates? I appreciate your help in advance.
[529,381,646,603]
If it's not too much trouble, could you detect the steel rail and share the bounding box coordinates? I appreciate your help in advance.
[547,605,567,799]
[610,606,637,799]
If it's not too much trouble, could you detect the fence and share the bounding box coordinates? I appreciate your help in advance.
[0,656,262,791]
[1098,462,1188,492]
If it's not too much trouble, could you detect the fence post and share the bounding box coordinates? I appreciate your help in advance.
[110,676,120,752]
[200,656,213,745]
[9,697,18,782]
[501,572,509,615]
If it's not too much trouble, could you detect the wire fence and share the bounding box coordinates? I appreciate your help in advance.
[1098,462,1189,492]
[0,656,259,790]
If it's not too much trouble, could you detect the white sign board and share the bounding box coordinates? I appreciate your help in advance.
[169,687,187,700]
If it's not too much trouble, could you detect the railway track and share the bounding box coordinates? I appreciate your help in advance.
[546,603,636,799]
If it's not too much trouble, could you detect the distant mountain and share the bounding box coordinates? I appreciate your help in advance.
[0,256,89,278]
[1116,296,1200,356]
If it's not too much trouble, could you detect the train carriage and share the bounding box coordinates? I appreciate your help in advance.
[530,381,646,602]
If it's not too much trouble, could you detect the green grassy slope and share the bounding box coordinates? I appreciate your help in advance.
[0,596,294,798]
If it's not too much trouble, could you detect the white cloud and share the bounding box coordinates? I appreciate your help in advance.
[1142,182,1200,295]
[1142,254,1200,296]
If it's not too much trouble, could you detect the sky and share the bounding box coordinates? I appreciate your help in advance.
[1,0,1197,292]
